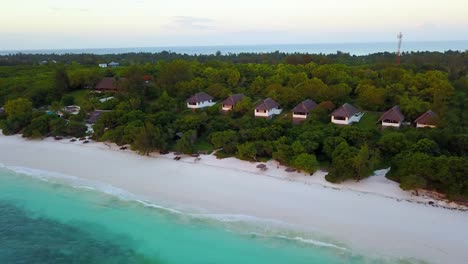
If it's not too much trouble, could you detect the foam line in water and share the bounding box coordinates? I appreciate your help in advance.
[0,164,350,254]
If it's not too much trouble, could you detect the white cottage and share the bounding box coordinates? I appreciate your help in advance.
[331,103,363,125]
[414,110,438,128]
[186,92,216,109]
[292,99,317,120]
[378,105,405,128]
[221,94,244,111]
[254,98,282,118]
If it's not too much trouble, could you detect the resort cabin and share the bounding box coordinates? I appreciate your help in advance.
[95,77,124,92]
[87,110,111,124]
[254,98,282,118]
[62,105,81,115]
[378,105,405,128]
[292,99,317,120]
[186,92,215,109]
[108,62,120,68]
[331,103,363,125]
[98,63,108,68]
[414,110,438,128]
[222,94,244,111]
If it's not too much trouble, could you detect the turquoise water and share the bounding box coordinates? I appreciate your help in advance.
[0,167,417,264]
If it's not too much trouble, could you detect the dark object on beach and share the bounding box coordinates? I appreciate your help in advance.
[70,138,77,142]
[83,140,90,144]
[191,153,200,157]
[428,201,434,205]
[256,164,266,169]
[54,136,63,140]
[120,146,128,150]
[174,156,181,161]
[174,152,183,156]
[285,168,296,172]
[159,150,169,155]
[79,137,86,141]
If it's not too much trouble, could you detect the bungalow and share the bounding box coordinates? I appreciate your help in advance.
[94,77,124,91]
[108,62,120,68]
[87,110,111,124]
[254,98,282,118]
[331,103,363,125]
[292,99,317,120]
[98,63,108,68]
[62,105,81,115]
[378,105,405,128]
[414,110,438,128]
[221,94,244,111]
[186,92,215,109]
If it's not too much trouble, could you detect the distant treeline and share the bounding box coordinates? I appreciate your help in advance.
[1,50,467,79]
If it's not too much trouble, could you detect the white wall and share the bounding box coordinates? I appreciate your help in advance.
[292,113,308,119]
[382,121,401,128]
[187,100,216,109]
[331,116,350,125]
[222,105,233,111]
[416,123,436,128]
[255,108,282,118]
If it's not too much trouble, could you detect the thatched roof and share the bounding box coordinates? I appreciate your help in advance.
[378,105,405,123]
[255,98,279,111]
[331,103,359,118]
[414,110,438,125]
[292,99,317,113]
[222,94,244,106]
[187,92,214,103]
[95,77,125,91]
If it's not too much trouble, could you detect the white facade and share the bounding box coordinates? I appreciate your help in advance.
[255,108,282,118]
[98,63,108,68]
[331,113,364,125]
[292,112,308,119]
[416,123,436,128]
[382,121,402,128]
[222,105,233,111]
[187,100,215,109]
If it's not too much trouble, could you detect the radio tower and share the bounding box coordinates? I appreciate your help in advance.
[396,32,403,65]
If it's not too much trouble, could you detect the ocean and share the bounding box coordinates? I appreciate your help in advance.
[0,41,467,56]
[0,166,419,264]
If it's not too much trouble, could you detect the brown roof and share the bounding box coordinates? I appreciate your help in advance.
[378,105,405,123]
[187,92,214,104]
[255,98,280,111]
[222,94,244,106]
[87,110,111,124]
[414,110,438,125]
[95,77,125,91]
[293,99,317,113]
[331,103,359,118]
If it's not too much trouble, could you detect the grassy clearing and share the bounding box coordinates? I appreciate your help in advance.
[355,111,381,130]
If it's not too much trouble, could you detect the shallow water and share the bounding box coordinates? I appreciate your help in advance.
[0,167,421,264]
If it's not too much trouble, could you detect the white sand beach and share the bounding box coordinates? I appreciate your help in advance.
[0,134,467,264]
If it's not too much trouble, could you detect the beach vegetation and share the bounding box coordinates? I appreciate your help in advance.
[1,51,467,199]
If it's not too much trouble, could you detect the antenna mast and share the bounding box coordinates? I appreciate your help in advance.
[396,32,403,65]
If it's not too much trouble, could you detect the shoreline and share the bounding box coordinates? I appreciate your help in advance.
[1,134,468,263]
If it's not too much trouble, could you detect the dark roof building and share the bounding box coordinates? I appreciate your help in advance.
[330,103,362,125]
[255,98,280,111]
[95,77,124,91]
[378,105,405,127]
[222,94,244,111]
[331,103,359,119]
[186,92,215,109]
[292,99,317,115]
[87,110,111,124]
[414,110,438,128]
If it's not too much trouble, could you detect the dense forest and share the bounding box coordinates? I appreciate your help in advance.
[0,51,467,200]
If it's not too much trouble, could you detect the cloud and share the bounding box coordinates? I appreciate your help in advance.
[166,16,216,31]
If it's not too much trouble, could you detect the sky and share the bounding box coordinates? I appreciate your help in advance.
[1,0,467,50]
